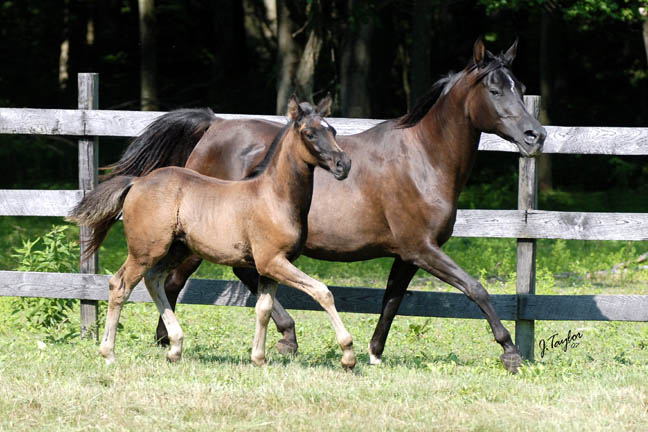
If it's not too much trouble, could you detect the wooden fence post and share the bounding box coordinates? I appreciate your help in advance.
[78,73,99,340]
[515,95,541,361]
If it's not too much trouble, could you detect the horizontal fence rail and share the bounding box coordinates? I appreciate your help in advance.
[1,107,648,155]
[2,76,647,362]
[3,271,648,322]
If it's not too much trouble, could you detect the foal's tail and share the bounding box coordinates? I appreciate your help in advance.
[66,176,135,260]
[101,108,215,181]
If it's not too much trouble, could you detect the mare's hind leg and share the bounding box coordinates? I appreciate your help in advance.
[99,256,148,364]
[233,267,298,355]
[410,242,522,373]
[368,257,418,365]
[250,276,277,366]
[258,256,356,370]
[156,255,202,346]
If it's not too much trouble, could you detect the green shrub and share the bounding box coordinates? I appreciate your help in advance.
[9,225,79,342]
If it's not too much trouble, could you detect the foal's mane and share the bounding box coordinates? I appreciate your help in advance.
[397,54,510,129]
[246,121,293,179]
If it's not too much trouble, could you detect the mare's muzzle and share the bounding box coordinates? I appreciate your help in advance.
[520,124,547,157]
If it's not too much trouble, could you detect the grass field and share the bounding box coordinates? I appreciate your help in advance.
[1,186,648,430]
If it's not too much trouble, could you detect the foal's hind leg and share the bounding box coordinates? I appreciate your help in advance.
[99,257,147,364]
[145,267,184,362]
[156,255,202,346]
[250,276,278,366]
[258,256,356,370]
[233,267,298,356]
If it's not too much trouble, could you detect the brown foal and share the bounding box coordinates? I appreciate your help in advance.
[67,95,356,369]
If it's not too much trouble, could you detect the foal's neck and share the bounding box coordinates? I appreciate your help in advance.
[262,129,316,215]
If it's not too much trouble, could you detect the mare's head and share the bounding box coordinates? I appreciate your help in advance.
[287,94,351,180]
[466,39,547,157]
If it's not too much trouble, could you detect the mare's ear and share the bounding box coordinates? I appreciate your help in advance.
[316,93,332,117]
[287,94,303,121]
[473,38,486,67]
[503,38,518,66]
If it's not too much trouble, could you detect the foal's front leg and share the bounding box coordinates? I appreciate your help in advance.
[258,256,356,370]
[250,276,278,366]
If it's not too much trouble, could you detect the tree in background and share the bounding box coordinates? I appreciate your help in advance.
[138,0,157,111]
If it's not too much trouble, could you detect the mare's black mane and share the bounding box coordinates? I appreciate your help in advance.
[397,54,510,129]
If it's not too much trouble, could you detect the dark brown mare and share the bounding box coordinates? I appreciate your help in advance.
[68,96,357,369]
[103,40,546,373]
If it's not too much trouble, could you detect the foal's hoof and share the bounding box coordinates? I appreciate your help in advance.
[166,351,182,363]
[341,350,357,371]
[367,344,382,365]
[500,352,522,374]
[251,355,267,367]
[277,339,298,356]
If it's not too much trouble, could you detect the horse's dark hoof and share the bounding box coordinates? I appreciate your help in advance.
[500,352,522,374]
[277,339,298,356]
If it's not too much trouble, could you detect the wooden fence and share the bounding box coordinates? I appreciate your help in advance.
[1,73,647,361]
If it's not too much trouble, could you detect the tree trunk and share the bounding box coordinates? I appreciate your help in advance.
[138,0,158,111]
[276,0,300,115]
[294,23,323,104]
[641,7,648,67]
[58,0,71,96]
[410,0,433,108]
[538,10,553,193]
[339,0,373,117]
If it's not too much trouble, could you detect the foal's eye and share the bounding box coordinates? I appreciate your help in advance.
[305,131,316,140]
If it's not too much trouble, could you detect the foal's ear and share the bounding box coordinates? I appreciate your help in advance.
[315,93,332,117]
[473,38,486,67]
[503,38,518,66]
[287,94,304,121]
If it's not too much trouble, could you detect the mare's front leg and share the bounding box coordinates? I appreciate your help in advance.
[257,256,356,370]
[368,257,419,365]
[409,241,522,373]
[233,267,298,355]
[250,276,278,366]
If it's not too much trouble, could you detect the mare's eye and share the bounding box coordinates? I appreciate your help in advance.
[489,88,501,96]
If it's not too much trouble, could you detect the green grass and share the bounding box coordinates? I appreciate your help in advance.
[1,296,648,431]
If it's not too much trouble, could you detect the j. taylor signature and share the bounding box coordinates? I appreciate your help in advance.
[538,329,583,358]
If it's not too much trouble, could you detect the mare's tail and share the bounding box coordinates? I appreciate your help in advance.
[101,108,215,180]
[66,176,135,260]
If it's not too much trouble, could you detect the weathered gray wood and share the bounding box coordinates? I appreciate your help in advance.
[1,107,647,155]
[3,271,648,322]
[0,190,83,216]
[0,271,515,320]
[515,96,540,361]
[452,210,648,241]
[1,190,646,241]
[78,73,99,341]
[519,294,648,321]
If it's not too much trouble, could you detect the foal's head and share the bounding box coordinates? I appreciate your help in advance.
[287,95,351,180]
[466,39,547,157]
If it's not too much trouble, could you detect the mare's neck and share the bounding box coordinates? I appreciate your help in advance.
[414,79,481,198]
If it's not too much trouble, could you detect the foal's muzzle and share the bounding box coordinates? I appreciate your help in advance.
[331,153,352,180]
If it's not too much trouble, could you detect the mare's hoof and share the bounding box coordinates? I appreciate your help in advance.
[500,352,522,374]
[367,344,382,365]
[277,339,298,356]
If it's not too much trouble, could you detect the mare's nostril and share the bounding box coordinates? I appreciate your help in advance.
[524,130,539,144]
